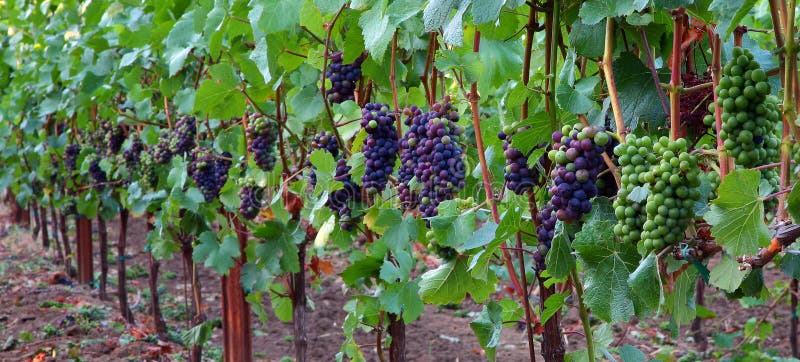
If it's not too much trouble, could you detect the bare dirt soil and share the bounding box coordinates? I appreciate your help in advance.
[0,204,797,361]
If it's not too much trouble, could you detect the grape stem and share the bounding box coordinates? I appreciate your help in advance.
[668,9,686,141]
[762,186,793,201]
[570,268,596,362]
[601,18,626,141]
[389,33,403,140]
[707,28,730,179]
[776,0,798,221]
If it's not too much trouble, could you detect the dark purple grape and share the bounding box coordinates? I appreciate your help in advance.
[123,136,143,168]
[534,202,557,270]
[308,131,339,187]
[360,103,398,194]
[153,133,173,164]
[65,144,80,173]
[170,116,197,155]
[88,155,107,191]
[246,115,277,171]
[238,179,263,220]
[189,148,232,202]
[326,52,365,104]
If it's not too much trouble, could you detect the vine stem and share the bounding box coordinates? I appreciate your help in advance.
[570,269,595,362]
[707,29,730,178]
[601,18,625,141]
[777,0,797,221]
[669,9,686,141]
[468,29,525,299]
[389,32,403,139]
[319,3,348,154]
[640,28,670,116]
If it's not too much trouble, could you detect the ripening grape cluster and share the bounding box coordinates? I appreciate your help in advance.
[123,137,143,168]
[170,116,197,155]
[361,103,399,194]
[238,178,264,220]
[308,131,339,187]
[87,154,107,190]
[139,151,158,189]
[612,135,658,244]
[189,148,232,202]
[100,121,125,155]
[499,127,542,195]
[638,137,701,251]
[401,99,465,218]
[153,133,173,164]
[546,124,610,222]
[704,47,780,168]
[307,131,361,230]
[65,144,80,173]
[326,52,364,104]
[247,115,277,171]
[533,203,557,270]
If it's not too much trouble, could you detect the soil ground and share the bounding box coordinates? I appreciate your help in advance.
[0,203,797,361]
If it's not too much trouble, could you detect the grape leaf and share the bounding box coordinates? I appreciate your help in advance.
[459,221,498,251]
[579,0,648,25]
[430,210,476,248]
[556,76,599,115]
[193,232,241,275]
[709,0,757,39]
[705,169,770,257]
[471,0,503,24]
[787,183,800,224]
[545,229,576,280]
[419,257,497,305]
[619,345,646,362]
[541,293,566,324]
[379,280,424,322]
[780,253,800,279]
[568,18,605,58]
[628,252,661,317]
[710,253,747,292]
[573,198,639,322]
[469,300,503,362]
[612,52,667,131]
[663,266,698,326]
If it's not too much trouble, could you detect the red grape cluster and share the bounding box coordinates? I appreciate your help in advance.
[499,128,542,195]
[246,115,277,171]
[398,105,425,210]
[123,137,143,168]
[238,178,264,220]
[100,121,125,155]
[170,116,197,155]
[533,202,557,270]
[329,159,361,231]
[360,103,398,194]
[65,144,80,173]
[87,154,107,190]
[189,148,232,202]
[546,124,610,222]
[153,133,173,164]
[326,52,364,104]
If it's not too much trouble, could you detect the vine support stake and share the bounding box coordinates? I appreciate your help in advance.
[97,215,109,301]
[601,18,626,142]
[117,209,134,323]
[76,214,93,284]
[221,215,253,362]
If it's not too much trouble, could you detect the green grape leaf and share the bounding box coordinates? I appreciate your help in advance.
[612,52,667,131]
[579,0,648,25]
[568,18,605,58]
[627,252,662,318]
[705,169,770,256]
[459,221,498,251]
[423,0,460,31]
[497,298,524,322]
[430,210,476,248]
[780,253,800,279]
[469,300,503,362]
[194,64,246,120]
[709,0,757,39]
[619,345,646,362]
[359,1,395,61]
[289,85,324,123]
[541,292,567,324]
[193,232,241,275]
[573,198,639,322]
[270,284,294,322]
[249,0,302,34]
[787,184,800,224]
[419,257,497,305]
[709,253,747,292]
[556,76,599,115]
[545,229,576,280]
[627,185,650,203]
[341,256,383,285]
[664,266,698,326]
[379,280,424,322]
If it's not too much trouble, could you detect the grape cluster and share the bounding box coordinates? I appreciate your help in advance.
[499,128,542,195]
[533,202,557,271]
[705,47,780,168]
[170,116,197,155]
[100,121,125,155]
[546,124,610,222]
[612,135,658,244]
[139,151,159,189]
[246,115,277,171]
[329,159,361,230]
[123,137,143,168]
[411,100,466,218]
[65,144,80,173]
[761,168,780,213]
[360,103,399,194]
[326,52,365,104]
[153,133,173,164]
[188,148,232,202]
[238,178,264,220]
[87,154,107,190]
[639,137,702,251]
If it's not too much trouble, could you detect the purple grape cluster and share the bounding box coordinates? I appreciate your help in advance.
[139,151,158,189]
[361,103,399,194]
[533,203,557,270]
[170,116,197,155]
[499,129,542,195]
[189,148,232,202]
[329,159,361,230]
[87,155,107,191]
[414,101,466,218]
[238,178,264,220]
[546,124,610,222]
[123,137,143,168]
[326,52,365,104]
[398,105,425,210]
[153,133,173,164]
[102,121,125,155]
[65,144,80,173]
[246,115,277,171]
[308,131,339,187]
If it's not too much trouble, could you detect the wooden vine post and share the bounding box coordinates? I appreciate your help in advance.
[117,209,134,323]
[75,215,93,284]
[221,214,253,362]
[146,213,167,338]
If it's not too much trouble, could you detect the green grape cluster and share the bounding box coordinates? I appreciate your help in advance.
[612,135,658,244]
[761,168,780,213]
[639,137,702,251]
[707,169,721,200]
[703,47,780,167]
